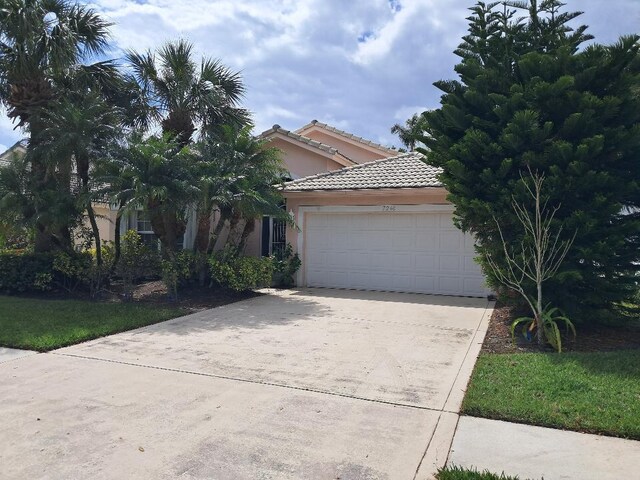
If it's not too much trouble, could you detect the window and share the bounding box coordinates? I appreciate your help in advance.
[136,211,158,249]
[261,216,286,257]
[133,210,185,251]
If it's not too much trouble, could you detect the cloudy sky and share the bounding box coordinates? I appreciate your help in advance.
[1,0,639,153]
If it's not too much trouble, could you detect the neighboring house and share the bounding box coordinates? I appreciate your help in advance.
[0,140,27,167]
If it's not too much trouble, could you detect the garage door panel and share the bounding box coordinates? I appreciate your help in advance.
[415,253,437,270]
[438,276,464,295]
[439,255,461,272]
[391,231,413,249]
[368,231,393,249]
[415,215,439,228]
[415,233,438,251]
[305,212,488,297]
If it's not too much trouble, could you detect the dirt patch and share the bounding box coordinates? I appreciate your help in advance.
[483,302,640,354]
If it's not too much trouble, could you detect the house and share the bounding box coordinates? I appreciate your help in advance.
[0,121,489,297]
[264,120,488,297]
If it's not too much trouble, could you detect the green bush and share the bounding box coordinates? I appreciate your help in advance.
[271,243,301,287]
[52,251,93,293]
[0,252,55,292]
[117,230,161,301]
[209,248,273,291]
[161,250,198,301]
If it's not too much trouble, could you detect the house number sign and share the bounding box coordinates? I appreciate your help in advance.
[382,205,397,212]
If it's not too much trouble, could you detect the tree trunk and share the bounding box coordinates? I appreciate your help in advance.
[193,208,211,254]
[209,207,231,253]
[536,282,544,346]
[87,204,101,265]
[237,217,256,253]
[225,209,242,250]
[111,204,123,275]
[31,135,54,252]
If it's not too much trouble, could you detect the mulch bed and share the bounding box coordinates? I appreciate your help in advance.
[5,280,260,313]
[131,280,260,311]
[482,301,640,354]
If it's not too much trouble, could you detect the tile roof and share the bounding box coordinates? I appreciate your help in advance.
[283,152,442,191]
[261,124,340,155]
[296,120,398,154]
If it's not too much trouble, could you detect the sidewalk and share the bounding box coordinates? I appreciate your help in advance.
[0,347,36,363]
[448,416,640,480]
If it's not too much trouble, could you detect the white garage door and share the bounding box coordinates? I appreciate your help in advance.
[304,211,488,297]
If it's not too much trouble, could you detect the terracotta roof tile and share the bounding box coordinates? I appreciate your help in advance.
[283,152,442,191]
[296,120,398,154]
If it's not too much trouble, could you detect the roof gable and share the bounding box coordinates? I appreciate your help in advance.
[259,124,354,168]
[295,120,398,158]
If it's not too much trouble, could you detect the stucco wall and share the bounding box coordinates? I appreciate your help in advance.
[300,130,391,163]
[93,204,117,243]
[268,137,344,178]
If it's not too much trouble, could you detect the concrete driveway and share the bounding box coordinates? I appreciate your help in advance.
[0,289,492,479]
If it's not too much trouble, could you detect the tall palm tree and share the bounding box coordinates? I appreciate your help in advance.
[124,39,251,255]
[390,112,427,151]
[34,93,123,264]
[0,0,113,252]
[125,39,250,145]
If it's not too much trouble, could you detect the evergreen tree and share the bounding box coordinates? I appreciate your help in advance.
[419,1,640,321]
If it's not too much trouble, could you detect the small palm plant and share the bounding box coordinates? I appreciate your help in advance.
[511,303,576,352]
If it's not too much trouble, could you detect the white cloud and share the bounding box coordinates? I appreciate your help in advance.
[0,108,23,151]
[1,0,638,150]
[0,144,8,154]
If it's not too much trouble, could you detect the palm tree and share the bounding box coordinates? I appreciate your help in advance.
[124,39,251,254]
[0,0,113,252]
[110,134,198,258]
[125,39,250,145]
[34,93,123,264]
[390,112,427,151]
[193,127,287,256]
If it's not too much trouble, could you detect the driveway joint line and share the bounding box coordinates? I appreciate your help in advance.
[412,411,444,480]
[440,300,491,416]
[52,351,445,413]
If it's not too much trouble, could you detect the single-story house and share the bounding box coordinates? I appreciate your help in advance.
[0,120,489,297]
[264,120,489,297]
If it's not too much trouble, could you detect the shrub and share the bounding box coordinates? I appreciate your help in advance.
[161,250,197,301]
[52,251,93,293]
[209,248,273,291]
[0,252,55,292]
[270,243,301,287]
[116,230,161,301]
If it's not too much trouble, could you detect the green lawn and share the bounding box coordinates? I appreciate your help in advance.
[0,295,186,351]
[462,350,640,439]
[437,465,525,480]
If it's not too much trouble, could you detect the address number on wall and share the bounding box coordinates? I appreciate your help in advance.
[382,205,397,212]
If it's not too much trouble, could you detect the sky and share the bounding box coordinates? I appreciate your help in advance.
[1,0,639,153]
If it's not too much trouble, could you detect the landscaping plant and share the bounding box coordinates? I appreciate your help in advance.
[486,169,576,351]
[414,0,640,322]
[271,243,301,288]
[209,247,273,291]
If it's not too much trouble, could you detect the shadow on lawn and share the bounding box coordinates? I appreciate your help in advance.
[544,348,640,378]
